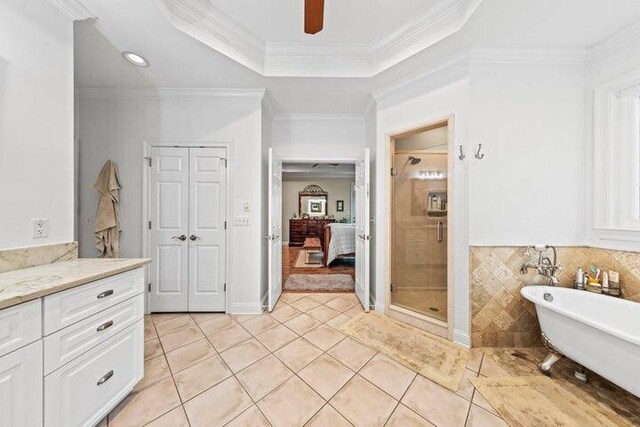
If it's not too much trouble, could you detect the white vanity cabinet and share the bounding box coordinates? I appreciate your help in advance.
[0,266,146,427]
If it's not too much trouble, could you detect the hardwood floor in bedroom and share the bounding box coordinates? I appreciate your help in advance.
[282,245,355,284]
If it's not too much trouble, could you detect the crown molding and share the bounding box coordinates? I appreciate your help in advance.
[372,49,471,108]
[273,114,365,124]
[78,87,266,103]
[47,0,94,20]
[590,21,640,61]
[157,0,483,78]
[470,47,589,65]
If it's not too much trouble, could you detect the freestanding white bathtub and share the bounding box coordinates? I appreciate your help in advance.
[521,285,640,397]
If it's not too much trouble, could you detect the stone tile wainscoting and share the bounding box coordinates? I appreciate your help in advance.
[0,241,78,273]
[470,246,640,347]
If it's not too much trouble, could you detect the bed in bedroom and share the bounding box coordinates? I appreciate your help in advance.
[322,223,356,267]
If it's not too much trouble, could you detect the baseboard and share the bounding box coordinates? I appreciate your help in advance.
[453,329,471,348]
[228,302,263,315]
[261,292,268,311]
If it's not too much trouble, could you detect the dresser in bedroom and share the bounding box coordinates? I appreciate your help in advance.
[289,218,335,246]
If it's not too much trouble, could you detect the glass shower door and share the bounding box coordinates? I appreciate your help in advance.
[391,152,448,322]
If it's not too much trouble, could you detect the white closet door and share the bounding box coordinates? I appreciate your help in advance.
[355,148,371,312]
[188,148,227,312]
[149,147,189,312]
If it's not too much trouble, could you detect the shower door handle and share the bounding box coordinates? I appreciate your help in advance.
[436,222,444,243]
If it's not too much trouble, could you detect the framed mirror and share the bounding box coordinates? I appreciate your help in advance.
[299,184,328,217]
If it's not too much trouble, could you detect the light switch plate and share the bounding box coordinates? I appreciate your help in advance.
[233,217,250,226]
[32,219,49,239]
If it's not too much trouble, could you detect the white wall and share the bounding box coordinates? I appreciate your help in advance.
[468,61,586,246]
[272,115,365,160]
[281,178,354,241]
[375,78,471,345]
[78,90,265,313]
[260,99,273,307]
[0,0,74,249]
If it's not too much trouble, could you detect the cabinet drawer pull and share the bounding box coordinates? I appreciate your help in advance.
[96,320,114,332]
[97,290,114,299]
[97,370,114,386]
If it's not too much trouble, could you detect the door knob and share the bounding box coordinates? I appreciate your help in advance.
[172,235,187,241]
[190,235,200,241]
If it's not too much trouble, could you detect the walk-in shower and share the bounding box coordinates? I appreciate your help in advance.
[390,121,450,328]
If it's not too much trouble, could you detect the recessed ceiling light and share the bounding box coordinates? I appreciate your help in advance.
[122,51,149,67]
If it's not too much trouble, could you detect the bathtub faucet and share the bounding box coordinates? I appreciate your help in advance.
[520,245,562,286]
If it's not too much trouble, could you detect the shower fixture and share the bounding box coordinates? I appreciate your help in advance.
[408,156,422,165]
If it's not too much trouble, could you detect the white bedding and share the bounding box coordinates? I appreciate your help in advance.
[326,223,356,266]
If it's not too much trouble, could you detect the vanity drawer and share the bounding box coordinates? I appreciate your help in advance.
[0,299,41,358]
[44,294,144,375]
[43,268,144,335]
[45,320,144,427]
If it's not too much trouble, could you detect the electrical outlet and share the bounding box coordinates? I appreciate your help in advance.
[233,217,250,226]
[32,219,49,239]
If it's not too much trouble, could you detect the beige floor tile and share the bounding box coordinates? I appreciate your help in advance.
[471,388,498,415]
[135,355,171,391]
[183,377,253,427]
[151,313,183,325]
[330,375,397,427]
[273,299,290,311]
[108,377,181,427]
[274,337,323,372]
[154,314,196,337]
[280,292,307,303]
[284,313,322,335]
[305,404,352,427]
[303,325,346,351]
[198,314,237,336]
[144,317,158,342]
[456,369,477,401]
[325,313,352,330]
[233,313,260,323]
[165,338,217,373]
[402,375,470,427]
[307,293,342,303]
[174,355,232,402]
[159,325,205,352]
[338,293,359,304]
[327,336,376,371]
[466,348,483,373]
[144,338,164,360]
[145,406,190,427]
[270,304,302,323]
[386,404,435,427]
[220,338,269,372]
[325,297,356,312]
[479,355,511,377]
[243,315,281,336]
[290,297,322,312]
[298,354,355,400]
[207,322,252,352]
[307,305,341,322]
[237,354,294,400]
[190,312,226,325]
[466,404,508,427]
[226,406,271,427]
[343,305,364,317]
[258,376,325,427]
[359,353,416,400]
[255,324,298,352]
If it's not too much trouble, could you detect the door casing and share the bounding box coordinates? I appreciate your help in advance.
[142,140,233,314]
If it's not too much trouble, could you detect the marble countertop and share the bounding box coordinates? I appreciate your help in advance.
[0,258,151,310]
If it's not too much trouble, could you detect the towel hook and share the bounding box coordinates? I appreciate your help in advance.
[475,144,485,160]
[458,145,466,161]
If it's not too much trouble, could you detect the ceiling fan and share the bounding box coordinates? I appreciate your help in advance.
[305,0,325,34]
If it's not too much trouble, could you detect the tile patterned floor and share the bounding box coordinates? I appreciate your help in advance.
[102,292,507,427]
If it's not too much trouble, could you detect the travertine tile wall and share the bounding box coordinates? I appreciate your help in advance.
[470,246,640,347]
[0,242,78,274]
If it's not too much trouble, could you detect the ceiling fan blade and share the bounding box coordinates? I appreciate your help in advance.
[305,0,324,35]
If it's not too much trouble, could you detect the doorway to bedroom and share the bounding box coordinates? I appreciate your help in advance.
[281,162,356,293]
